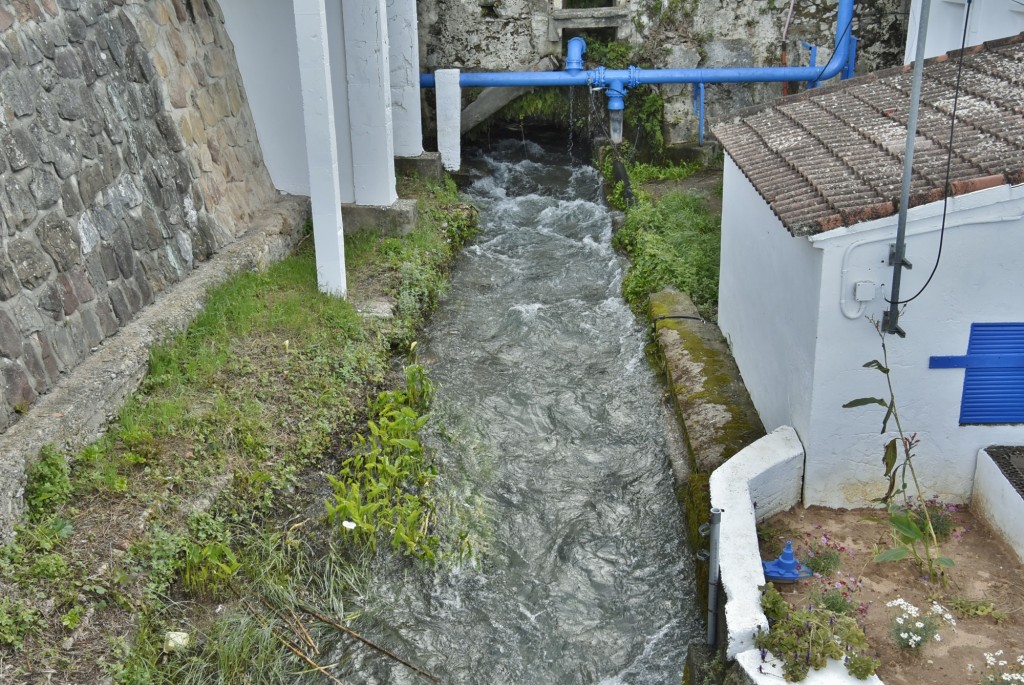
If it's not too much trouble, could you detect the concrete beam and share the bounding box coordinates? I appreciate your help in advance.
[386,0,424,157]
[294,0,347,296]
[435,69,462,171]
[342,0,398,206]
[460,56,559,134]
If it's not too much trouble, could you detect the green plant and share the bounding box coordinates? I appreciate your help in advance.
[326,359,440,561]
[61,604,85,631]
[949,597,1008,623]
[844,321,953,582]
[611,190,720,318]
[980,650,1024,684]
[810,576,864,616]
[756,583,879,681]
[885,597,954,650]
[799,529,846,576]
[25,445,72,519]
[0,597,39,647]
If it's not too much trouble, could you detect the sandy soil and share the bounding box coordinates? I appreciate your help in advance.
[759,505,1024,685]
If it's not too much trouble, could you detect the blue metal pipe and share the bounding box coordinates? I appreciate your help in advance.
[420,0,854,90]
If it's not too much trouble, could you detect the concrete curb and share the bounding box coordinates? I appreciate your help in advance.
[709,426,884,684]
[0,194,310,542]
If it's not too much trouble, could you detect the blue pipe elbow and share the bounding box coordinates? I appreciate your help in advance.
[565,37,586,74]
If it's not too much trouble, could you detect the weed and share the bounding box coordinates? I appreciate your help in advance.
[0,597,38,648]
[949,597,1008,623]
[756,583,879,681]
[845,321,954,582]
[798,528,847,577]
[980,650,1024,684]
[24,445,72,519]
[612,190,720,318]
[810,575,865,616]
[886,597,955,650]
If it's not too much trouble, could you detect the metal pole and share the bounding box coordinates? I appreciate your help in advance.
[884,0,932,337]
[707,507,723,647]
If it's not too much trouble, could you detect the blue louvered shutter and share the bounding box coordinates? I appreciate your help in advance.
[930,323,1024,425]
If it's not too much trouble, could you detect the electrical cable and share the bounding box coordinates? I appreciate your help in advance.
[887,0,973,306]
[812,14,854,86]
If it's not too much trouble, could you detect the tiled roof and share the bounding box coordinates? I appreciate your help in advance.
[713,33,1024,237]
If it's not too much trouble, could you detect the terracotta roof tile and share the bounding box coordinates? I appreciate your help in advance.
[714,33,1024,235]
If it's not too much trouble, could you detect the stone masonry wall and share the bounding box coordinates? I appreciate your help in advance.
[418,0,908,145]
[0,0,277,432]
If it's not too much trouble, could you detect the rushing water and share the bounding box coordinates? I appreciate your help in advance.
[344,140,698,684]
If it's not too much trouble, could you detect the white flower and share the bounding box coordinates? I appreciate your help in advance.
[915,621,925,628]
[342,520,357,530]
[896,617,904,625]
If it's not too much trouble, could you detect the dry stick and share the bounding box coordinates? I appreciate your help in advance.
[301,605,439,683]
[276,632,346,685]
[289,606,320,655]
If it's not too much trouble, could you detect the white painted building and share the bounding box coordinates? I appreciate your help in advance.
[713,36,1024,508]
[904,0,1024,62]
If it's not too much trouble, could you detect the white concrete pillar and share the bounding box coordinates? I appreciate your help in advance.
[293,0,347,297]
[386,0,424,158]
[435,69,461,171]
[342,0,398,206]
[324,0,355,204]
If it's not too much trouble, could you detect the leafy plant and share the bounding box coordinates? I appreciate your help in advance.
[0,597,39,647]
[843,321,953,582]
[949,597,1008,623]
[980,650,1024,684]
[25,445,72,519]
[810,575,865,616]
[326,358,440,561]
[756,583,879,681]
[886,597,955,650]
[799,528,846,576]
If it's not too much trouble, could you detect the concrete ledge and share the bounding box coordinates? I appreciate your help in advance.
[395,152,443,183]
[973,447,1024,564]
[0,194,310,543]
[342,199,418,236]
[708,425,803,658]
[710,426,885,684]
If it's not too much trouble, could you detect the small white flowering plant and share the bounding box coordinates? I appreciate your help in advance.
[980,650,1024,684]
[886,597,956,650]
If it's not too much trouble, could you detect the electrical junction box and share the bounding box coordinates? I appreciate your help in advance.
[854,281,875,302]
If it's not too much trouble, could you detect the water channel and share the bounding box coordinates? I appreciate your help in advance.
[347,140,699,684]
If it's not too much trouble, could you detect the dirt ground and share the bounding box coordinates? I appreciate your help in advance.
[759,505,1024,685]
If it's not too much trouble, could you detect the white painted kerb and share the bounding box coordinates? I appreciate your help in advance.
[973,448,1024,565]
[710,426,884,684]
[709,425,804,658]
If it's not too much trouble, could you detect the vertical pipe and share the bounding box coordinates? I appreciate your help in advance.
[885,0,932,337]
[707,507,723,647]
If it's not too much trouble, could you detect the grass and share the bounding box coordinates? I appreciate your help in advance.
[612,189,721,320]
[0,176,478,683]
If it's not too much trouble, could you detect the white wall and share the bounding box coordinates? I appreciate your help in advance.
[802,183,1024,507]
[973,448,1024,564]
[221,0,310,195]
[905,0,1024,63]
[718,157,823,441]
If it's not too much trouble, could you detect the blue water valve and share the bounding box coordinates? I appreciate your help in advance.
[762,540,812,583]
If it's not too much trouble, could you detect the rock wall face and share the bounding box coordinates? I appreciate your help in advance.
[0,0,276,431]
[418,0,908,145]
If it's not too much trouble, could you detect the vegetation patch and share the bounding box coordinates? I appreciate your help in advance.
[0,177,478,683]
[611,178,721,320]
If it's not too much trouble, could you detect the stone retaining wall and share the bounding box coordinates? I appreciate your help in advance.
[418,0,908,145]
[0,0,278,432]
